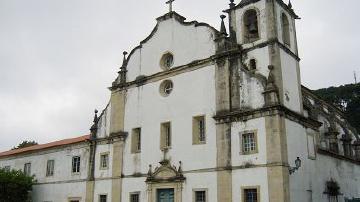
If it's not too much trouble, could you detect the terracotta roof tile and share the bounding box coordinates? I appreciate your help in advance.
[0,135,90,158]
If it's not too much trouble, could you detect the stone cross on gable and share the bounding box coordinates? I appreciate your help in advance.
[166,0,175,12]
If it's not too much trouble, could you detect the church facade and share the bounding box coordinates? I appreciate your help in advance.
[1,0,360,202]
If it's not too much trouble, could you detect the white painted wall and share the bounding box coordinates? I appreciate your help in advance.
[93,179,112,202]
[94,143,113,178]
[0,143,90,201]
[32,181,87,202]
[232,168,269,202]
[275,4,298,54]
[234,1,267,46]
[280,49,302,112]
[123,64,217,175]
[285,119,360,202]
[231,118,267,166]
[126,17,217,82]
[96,104,111,138]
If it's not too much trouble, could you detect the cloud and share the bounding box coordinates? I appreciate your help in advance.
[0,0,359,151]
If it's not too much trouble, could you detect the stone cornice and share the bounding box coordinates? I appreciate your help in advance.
[214,104,322,130]
[110,48,242,91]
[317,148,360,165]
[242,38,300,61]
[225,0,300,20]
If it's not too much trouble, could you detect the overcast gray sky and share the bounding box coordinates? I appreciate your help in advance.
[0,0,359,151]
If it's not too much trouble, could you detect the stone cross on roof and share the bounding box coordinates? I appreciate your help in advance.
[166,0,175,13]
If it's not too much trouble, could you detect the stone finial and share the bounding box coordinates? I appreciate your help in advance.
[120,51,128,70]
[288,0,293,9]
[118,51,128,84]
[220,15,228,36]
[147,164,153,176]
[93,109,98,123]
[166,0,175,13]
[90,109,99,138]
[177,161,183,173]
[229,0,235,8]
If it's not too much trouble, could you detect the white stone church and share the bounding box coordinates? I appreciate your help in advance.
[1,0,360,201]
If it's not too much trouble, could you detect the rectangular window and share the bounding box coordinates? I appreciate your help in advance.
[131,128,141,153]
[242,187,259,202]
[100,153,109,169]
[160,122,171,150]
[194,191,206,202]
[4,166,10,172]
[46,160,55,176]
[99,195,107,202]
[68,197,81,202]
[193,116,206,144]
[241,132,258,155]
[24,163,31,176]
[72,156,81,173]
[130,192,140,202]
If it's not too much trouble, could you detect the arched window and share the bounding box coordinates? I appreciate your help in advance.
[282,13,291,46]
[243,9,259,43]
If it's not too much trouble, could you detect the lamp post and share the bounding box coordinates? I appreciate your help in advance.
[289,157,302,175]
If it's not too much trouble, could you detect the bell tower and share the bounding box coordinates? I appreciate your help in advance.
[224,1,303,202]
[227,0,303,113]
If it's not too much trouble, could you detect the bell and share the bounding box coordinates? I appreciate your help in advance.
[249,22,258,34]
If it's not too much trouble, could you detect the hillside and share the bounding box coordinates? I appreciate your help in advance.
[314,83,360,133]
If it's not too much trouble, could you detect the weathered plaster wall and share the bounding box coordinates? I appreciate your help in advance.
[231,118,267,166]
[280,49,301,112]
[32,181,87,202]
[96,104,111,138]
[238,69,266,109]
[94,143,113,178]
[274,4,298,54]
[243,47,271,77]
[232,168,269,202]
[93,179,112,202]
[234,1,267,46]
[285,119,360,202]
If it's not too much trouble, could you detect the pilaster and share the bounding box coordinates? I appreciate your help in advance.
[109,89,127,202]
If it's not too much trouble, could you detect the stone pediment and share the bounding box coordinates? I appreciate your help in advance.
[146,160,185,183]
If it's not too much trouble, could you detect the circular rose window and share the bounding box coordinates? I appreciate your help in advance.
[159,80,174,97]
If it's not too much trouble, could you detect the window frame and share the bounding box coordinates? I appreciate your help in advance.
[131,128,142,154]
[24,162,31,176]
[240,130,258,155]
[72,156,81,174]
[241,186,260,202]
[46,159,55,177]
[99,152,110,170]
[160,122,172,150]
[192,188,208,202]
[193,115,206,145]
[160,52,175,70]
[129,191,140,202]
[68,197,81,202]
[3,166,11,172]
[99,194,107,202]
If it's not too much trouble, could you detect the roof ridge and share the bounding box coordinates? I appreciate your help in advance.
[0,134,90,158]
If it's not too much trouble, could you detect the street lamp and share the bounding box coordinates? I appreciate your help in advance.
[289,157,302,175]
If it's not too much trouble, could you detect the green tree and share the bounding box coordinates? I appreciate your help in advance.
[12,140,38,150]
[0,168,36,202]
[314,83,360,132]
